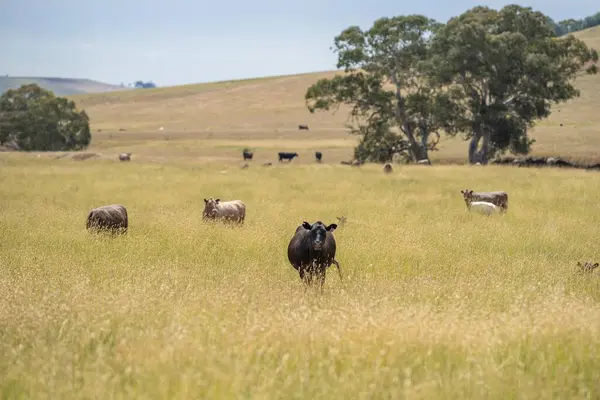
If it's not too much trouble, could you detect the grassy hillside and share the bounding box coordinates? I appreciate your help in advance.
[66,25,600,165]
[1,157,600,398]
[0,76,130,96]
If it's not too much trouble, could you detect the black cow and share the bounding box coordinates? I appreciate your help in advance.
[243,150,253,160]
[298,124,309,130]
[287,221,341,290]
[278,152,299,162]
[315,151,322,162]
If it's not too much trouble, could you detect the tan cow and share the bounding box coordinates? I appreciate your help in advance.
[460,189,509,212]
[86,204,128,234]
[203,198,246,225]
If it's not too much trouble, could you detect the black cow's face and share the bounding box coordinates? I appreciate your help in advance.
[302,221,337,251]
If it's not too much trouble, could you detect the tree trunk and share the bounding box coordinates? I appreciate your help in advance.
[476,129,491,165]
[468,130,482,164]
[408,141,427,162]
[392,78,428,163]
[468,127,491,165]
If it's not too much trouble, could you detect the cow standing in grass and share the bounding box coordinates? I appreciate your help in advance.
[287,221,341,291]
[243,150,253,161]
[119,153,132,161]
[460,189,509,212]
[315,151,322,163]
[278,152,299,162]
[86,204,128,234]
[202,198,246,225]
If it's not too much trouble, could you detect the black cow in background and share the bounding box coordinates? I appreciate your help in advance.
[278,152,299,162]
[298,124,309,130]
[315,151,322,162]
[243,150,253,160]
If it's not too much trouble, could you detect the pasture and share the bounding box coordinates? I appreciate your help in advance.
[1,156,600,398]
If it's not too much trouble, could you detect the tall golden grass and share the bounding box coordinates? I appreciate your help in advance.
[1,157,600,398]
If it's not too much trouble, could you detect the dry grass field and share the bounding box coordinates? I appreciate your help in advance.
[2,25,600,399]
[1,158,600,398]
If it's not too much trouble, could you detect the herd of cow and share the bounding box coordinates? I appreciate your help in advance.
[85,186,511,290]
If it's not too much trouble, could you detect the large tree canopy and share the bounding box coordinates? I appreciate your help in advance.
[306,5,598,164]
[431,4,598,163]
[0,84,91,151]
[305,15,463,163]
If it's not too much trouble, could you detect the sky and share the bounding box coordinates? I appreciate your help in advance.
[1,0,598,87]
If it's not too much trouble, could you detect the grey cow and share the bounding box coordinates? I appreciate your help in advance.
[460,189,508,212]
[86,204,129,234]
[202,198,246,225]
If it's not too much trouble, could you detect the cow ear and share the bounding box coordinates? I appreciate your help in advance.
[204,198,208,203]
[215,199,220,203]
[326,223,338,232]
[302,221,311,230]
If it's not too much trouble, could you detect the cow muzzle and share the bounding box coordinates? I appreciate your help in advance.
[313,241,323,250]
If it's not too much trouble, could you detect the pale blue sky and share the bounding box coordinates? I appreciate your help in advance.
[1,0,597,87]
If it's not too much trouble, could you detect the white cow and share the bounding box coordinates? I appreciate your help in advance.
[467,201,501,216]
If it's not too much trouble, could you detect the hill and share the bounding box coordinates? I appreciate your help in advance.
[0,76,130,96]
[62,25,599,165]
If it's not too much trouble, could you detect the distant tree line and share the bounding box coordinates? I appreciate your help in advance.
[134,81,157,89]
[548,11,600,36]
[305,5,599,164]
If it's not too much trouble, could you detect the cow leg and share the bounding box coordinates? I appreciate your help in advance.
[299,268,311,287]
[332,260,342,281]
[317,270,326,293]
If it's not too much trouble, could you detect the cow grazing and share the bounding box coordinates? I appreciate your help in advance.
[466,201,501,216]
[86,204,128,234]
[243,150,253,160]
[460,189,508,212]
[287,221,341,290]
[298,124,309,130]
[383,163,393,173]
[202,198,246,225]
[278,152,299,162]
[315,151,323,162]
[119,153,132,161]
